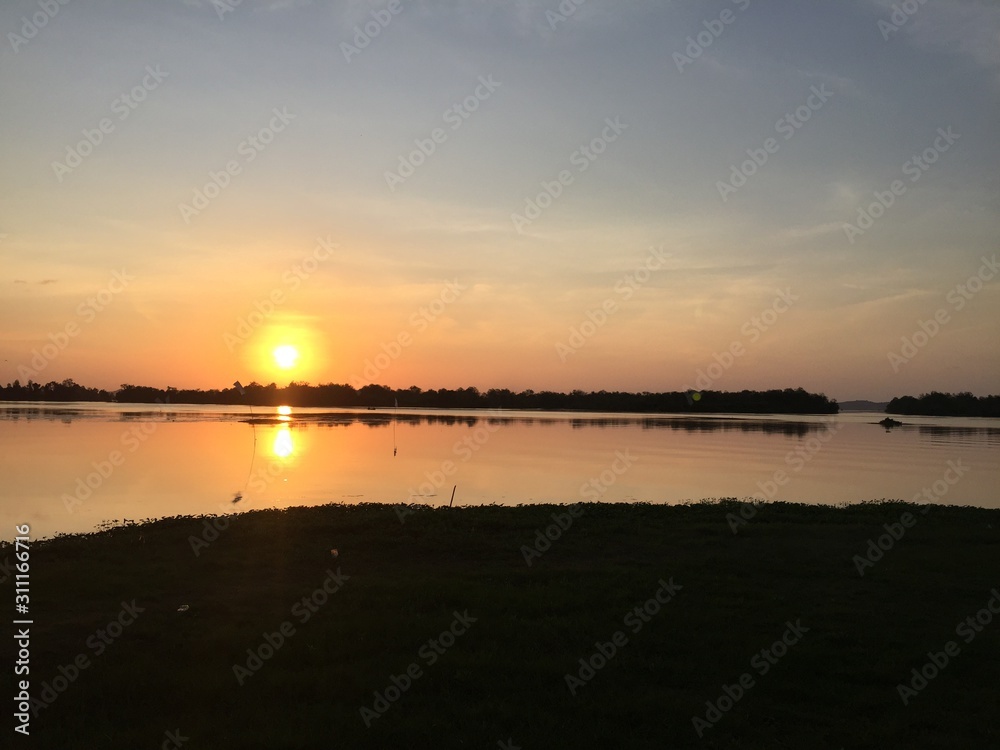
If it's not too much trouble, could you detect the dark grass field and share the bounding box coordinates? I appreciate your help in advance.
[4,500,1000,749]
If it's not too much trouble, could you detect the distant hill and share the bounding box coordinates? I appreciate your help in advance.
[838,400,888,412]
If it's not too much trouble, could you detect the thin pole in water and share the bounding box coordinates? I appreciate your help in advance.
[234,380,256,501]
[393,397,398,457]
[449,485,456,507]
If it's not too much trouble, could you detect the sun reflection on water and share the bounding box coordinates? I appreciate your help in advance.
[273,426,294,458]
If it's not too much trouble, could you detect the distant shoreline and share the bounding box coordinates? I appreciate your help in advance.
[1,381,839,414]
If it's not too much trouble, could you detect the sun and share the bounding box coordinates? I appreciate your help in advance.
[273,345,300,370]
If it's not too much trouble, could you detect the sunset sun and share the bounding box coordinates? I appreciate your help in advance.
[273,345,300,370]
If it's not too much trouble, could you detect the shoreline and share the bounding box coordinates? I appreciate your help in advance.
[11,496,1000,541]
[8,492,1000,544]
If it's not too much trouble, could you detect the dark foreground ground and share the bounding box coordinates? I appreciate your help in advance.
[3,501,1000,749]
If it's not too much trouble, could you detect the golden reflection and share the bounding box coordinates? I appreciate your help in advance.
[272,427,294,458]
[277,405,292,422]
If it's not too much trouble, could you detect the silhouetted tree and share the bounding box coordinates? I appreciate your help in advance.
[887,392,999,418]
[0,379,848,414]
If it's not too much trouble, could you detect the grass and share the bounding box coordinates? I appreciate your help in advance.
[4,500,1000,749]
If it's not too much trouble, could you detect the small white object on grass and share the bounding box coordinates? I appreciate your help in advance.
[177,605,189,612]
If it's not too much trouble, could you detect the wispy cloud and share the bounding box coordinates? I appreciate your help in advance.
[868,0,1000,82]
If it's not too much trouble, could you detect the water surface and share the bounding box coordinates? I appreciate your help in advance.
[1,402,997,539]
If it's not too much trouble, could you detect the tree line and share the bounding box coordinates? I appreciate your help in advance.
[887,392,1000,418]
[0,379,840,414]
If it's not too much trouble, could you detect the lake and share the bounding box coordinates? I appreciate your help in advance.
[2,402,998,540]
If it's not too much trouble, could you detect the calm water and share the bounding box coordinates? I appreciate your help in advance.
[1,402,998,540]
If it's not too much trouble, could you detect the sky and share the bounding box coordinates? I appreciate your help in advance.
[1,0,998,401]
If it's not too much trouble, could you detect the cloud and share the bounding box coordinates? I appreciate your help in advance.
[870,0,1000,82]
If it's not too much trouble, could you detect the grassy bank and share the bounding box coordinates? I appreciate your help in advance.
[4,501,1000,748]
